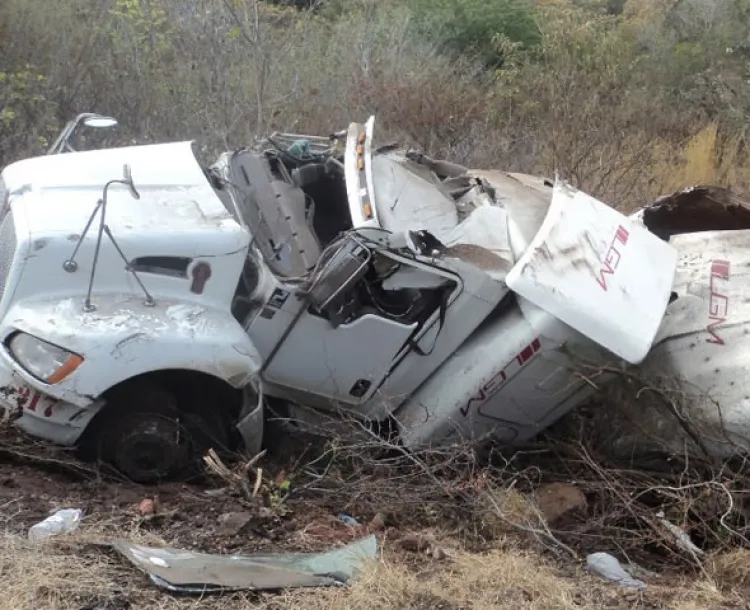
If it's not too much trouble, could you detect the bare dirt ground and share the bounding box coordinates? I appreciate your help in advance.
[1,420,750,610]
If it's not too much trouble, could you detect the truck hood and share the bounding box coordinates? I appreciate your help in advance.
[1,141,240,240]
[4,141,213,192]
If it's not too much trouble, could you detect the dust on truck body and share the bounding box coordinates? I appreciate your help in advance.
[0,116,689,481]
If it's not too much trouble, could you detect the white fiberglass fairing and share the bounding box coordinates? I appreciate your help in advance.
[395,180,681,450]
[593,187,750,460]
[606,229,750,459]
[505,182,679,364]
[345,117,516,281]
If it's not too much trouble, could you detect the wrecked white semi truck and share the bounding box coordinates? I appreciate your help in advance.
[0,115,746,481]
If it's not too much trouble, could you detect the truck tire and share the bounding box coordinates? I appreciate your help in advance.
[90,381,209,483]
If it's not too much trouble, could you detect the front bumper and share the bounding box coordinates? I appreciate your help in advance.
[0,359,101,446]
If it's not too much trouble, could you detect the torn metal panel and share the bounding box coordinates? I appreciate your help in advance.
[235,384,264,456]
[467,169,554,258]
[440,205,514,281]
[112,534,378,593]
[506,182,678,364]
[639,185,750,240]
[616,228,750,459]
[369,152,459,236]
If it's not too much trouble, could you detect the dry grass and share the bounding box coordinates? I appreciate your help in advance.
[299,544,589,610]
[647,124,750,201]
[3,395,750,609]
[0,521,748,610]
[3,525,594,610]
[0,533,130,610]
[710,549,750,590]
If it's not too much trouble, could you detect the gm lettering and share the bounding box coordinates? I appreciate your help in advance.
[460,339,541,417]
[706,259,730,346]
[596,225,630,291]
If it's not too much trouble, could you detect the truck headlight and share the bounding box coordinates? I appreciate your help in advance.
[8,333,83,384]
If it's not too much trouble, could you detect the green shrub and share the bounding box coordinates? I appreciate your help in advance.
[407,0,541,67]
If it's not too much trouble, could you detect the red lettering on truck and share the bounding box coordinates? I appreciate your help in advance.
[460,339,541,417]
[596,225,629,291]
[16,386,58,418]
[707,259,730,345]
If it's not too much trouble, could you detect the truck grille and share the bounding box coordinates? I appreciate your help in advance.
[0,210,17,305]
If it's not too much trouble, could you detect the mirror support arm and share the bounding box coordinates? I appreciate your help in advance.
[47,113,118,155]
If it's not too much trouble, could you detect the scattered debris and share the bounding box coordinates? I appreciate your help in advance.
[656,511,705,557]
[28,508,82,542]
[112,534,378,594]
[338,513,360,527]
[216,511,254,537]
[586,552,647,590]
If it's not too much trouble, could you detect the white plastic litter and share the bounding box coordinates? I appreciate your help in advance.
[586,552,647,590]
[656,511,704,556]
[28,508,82,542]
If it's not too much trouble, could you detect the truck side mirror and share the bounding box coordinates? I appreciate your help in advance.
[83,115,118,129]
[47,113,119,155]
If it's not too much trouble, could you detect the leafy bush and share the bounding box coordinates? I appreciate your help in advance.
[407,0,541,67]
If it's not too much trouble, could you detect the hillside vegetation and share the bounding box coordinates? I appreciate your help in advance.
[2,0,750,208]
[0,0,750,206]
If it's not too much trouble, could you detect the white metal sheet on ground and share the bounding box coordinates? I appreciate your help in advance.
[506,182,678,364]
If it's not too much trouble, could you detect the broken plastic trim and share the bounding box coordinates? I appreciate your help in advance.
[111,534,378,594]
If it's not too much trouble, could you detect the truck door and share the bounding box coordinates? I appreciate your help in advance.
[247,236,456,408]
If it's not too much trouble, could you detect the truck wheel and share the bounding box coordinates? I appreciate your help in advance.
[92,382,202,483]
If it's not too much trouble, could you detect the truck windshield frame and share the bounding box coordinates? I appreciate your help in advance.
[0,176,9,223]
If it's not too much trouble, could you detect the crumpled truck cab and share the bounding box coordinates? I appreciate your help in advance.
[0,114,682,482]
[210,117,677,451]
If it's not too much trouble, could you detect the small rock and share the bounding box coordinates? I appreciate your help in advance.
[217,511,254,536]
[431,546,446,560]
[534,482,586,524]
[138,498,155,517]
[369,513,386,532]
[400,535,429,552]
[203,487,228,497]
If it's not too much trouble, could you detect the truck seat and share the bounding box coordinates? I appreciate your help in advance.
[230,150,321,277]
